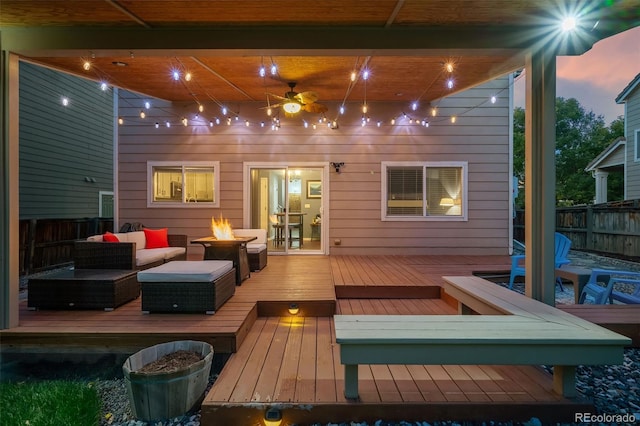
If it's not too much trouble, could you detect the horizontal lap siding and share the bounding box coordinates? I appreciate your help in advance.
[625,94,640,199]
[118,77,510,255]
[19,62,114,219]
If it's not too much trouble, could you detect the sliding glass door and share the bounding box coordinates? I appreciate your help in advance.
[247,165,324,254]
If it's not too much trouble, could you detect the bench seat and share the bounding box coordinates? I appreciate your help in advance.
[138,260,235,314]
[334,276,631,400]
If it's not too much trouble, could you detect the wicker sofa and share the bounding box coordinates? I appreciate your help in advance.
[74,230,188,271]
[232,228,268,271]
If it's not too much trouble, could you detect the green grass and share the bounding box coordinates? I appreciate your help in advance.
[0,380,101,426]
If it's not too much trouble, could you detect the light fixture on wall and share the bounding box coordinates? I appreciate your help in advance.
[264,407,282,426]
[330,162,344,173]
[288,303,300,315]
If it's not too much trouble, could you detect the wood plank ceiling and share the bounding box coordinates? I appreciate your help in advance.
[1,1,637,106]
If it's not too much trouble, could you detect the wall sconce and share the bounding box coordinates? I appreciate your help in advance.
[330,162,344,173]
[264,407,282,426]
[288,303,300,315]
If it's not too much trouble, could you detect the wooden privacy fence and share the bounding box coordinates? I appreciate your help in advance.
[19,217,113,276]
[514,200,640,260]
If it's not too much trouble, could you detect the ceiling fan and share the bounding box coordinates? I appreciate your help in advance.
[268,82,328,115]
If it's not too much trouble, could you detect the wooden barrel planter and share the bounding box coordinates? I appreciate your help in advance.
[122,340,213,421]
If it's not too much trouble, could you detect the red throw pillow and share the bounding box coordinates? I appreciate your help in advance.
[103,231,120,242]
[144,228,169,249]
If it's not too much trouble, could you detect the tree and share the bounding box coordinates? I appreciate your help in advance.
[513,97,620,207]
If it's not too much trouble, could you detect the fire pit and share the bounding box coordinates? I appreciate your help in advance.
[190,217,256,285]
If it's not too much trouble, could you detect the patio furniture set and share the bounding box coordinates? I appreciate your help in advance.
[27,228,269,314]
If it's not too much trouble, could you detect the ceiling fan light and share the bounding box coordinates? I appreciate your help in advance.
[283,102,302,114]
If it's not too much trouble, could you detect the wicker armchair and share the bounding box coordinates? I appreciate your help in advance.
[74,234,188,271]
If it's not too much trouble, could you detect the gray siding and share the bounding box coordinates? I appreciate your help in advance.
[118,77,511,256]
[626,90,640,199]
[19,62,114,219]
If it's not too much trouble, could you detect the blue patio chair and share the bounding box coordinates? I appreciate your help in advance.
[508,232,571,290]
[579,269,640,304]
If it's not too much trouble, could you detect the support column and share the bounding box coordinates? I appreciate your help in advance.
[594,169,608,204]
[524,49,557,306]
[1,51,20,329]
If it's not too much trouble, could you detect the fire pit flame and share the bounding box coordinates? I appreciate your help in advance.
[211,217,235,240]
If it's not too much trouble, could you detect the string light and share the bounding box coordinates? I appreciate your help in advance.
[259,65,266,77]
[61,97,69,106]
[139,110,146,119]
[83,60,91,71]
[145,101,151,109]
[270,63,277,75]
[431,107,437,117]
[491,96,497,104]
[182,117,188,126]
[172,70,180,81]
[447,79,454,89]
[339,105,345,115]
[155,122,159,128]
[350,71,357,82]
[221,106,227,115]
[166,121,171,128]
[100,82,109,91]
[245,120,250,127]
[411,102,418,111]
[118,117,123,125]
[185,72,192,82]
[209,120,214,127]
[451,116,457,123]
[199,104,204,112]
[445,62,454,73]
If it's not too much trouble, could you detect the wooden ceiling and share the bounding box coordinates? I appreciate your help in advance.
[2,1,638,105]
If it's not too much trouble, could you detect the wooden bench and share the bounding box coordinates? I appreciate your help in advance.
[334,276,630,400]
[557,304,640,347]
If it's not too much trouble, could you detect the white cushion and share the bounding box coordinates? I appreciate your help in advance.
[87,235,103,242]
[153,246,186,260]
[136,250,166,267]
[125,231,146,250]
[137,260,233,282]
[246,243,267,253]
[233,229,267,244]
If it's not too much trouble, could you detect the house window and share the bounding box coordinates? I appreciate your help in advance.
[635,129,640,162]
[382,161,467,221]
[147,161,220,208]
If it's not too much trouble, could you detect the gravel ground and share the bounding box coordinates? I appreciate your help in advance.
[12,250,640,426]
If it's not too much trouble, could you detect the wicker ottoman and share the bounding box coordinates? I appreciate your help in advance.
[138,261,235,314]
[28,269,139,311]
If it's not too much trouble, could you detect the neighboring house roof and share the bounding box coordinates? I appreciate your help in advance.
[615,72,640,104]
[585,137,626,172]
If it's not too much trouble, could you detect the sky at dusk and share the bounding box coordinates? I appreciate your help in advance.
[514,25,640,125]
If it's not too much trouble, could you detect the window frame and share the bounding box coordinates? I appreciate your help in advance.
[147,161,220,208]
[381,161,468,221]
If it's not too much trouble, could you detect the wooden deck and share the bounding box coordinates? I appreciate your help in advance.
[1,255,597,424]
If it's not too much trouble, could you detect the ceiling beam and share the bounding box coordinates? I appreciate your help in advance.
[2,25,605,57]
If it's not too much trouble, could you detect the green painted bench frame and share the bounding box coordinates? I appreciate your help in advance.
[335,276,630,400]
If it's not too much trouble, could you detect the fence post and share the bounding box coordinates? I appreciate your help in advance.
[586,205,593,251]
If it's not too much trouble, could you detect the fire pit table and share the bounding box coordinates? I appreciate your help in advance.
[191,236,256,285]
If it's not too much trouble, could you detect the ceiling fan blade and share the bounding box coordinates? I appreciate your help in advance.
[266,92,289,102]
[302,102,328,114]
[295,91,319,104]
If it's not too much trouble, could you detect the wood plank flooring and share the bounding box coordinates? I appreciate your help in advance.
[2,255,593,424]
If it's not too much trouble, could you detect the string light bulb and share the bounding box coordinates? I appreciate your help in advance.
[100,82,109,91]
[145,101,151,109]
[411,102,418,111]
[172,70,180,81]
[118,117,123,125]
[447,79,454,89]
[259,65,266,77]
[451,116,457,123]
[155,122,159,128]
[139,110,146,119]
[339,105,345,115]
[267,107,272,116]
[362,69,369,80]
[166,121,171,128]
[350,71,357,82]
[221,106,227,115]
[431,107,437,117]
[270,63,277,75]
[62,97,69,106]
[182,117,188,126]
[199,104,204,113]
[362,103,368,114]
[83,60,91,71]
[446,62,454,73]
[391,118,396,125]
[491,96,497,104]
[185,72,192,82]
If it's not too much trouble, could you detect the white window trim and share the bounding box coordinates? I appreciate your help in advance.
[381,161,468,222]
[147,161,220,208]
